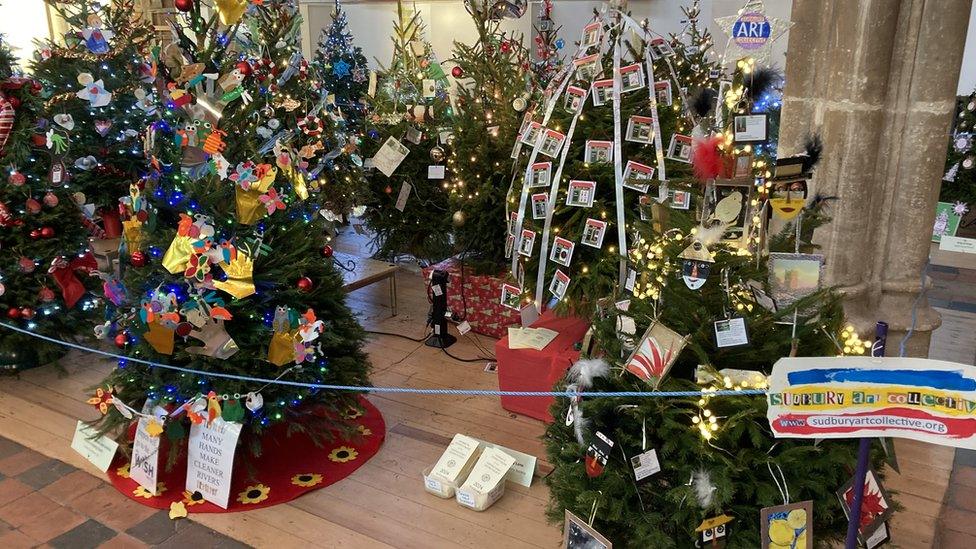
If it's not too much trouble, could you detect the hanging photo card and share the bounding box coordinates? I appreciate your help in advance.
[422,78,436,98]
[592,79,614,106]
[566,180,596,207]
[666,134,693,163]
[563,510,614,549]
[654,81,673,106]
[549,269,570,300]
[649,37,675,59]
[625,321,689,387]
[550,237,575,267]
[565,85,587,112]
[670,189,692,210]
[500,283,521,310]
[619,63,645,93]
[539,129,566,158]
[760,500,813,549]
[518,229,537,257]
[505,234,515,258]
[530,162,552,188]
[520,121,544,147]
[573,53,602,81]
[428,165,446,179]
[394,181,412,212]
[584,140,613,164]
[714,317,750,348]
[531,192,549,219]
[186,418,243,509]
[837,470,893,546]
[581,22,603,48]
[581,218,607,249]
[508,211,518,235]
[623,161,655,192]
[405,126,422,145]
[639,195,652,221]
[374,136,409,177]
[631,448,661,484]
[768,253,825,309]
[711,180,753,244]
[626,115,656,144]
[733,114,769,143]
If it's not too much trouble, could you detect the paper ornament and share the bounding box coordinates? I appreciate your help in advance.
[76,76,113,107]
[215,0,248,25]
[213,250,255,299]
[0,94,14,153]
[53,113,75,130]
[678,239,715,290]
[715,0,792,66]
[143,321,176,355]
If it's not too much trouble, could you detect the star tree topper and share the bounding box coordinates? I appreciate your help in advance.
[715,0,792,66]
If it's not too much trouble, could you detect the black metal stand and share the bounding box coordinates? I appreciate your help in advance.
[425,269,456,349]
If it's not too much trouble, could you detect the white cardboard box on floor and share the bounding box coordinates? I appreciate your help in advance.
[455,447,517,511]
[423,433,481,498]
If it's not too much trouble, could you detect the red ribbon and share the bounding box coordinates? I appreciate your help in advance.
[48,253,97,308]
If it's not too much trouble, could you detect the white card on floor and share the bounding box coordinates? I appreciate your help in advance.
[428,165,446,179]
[714,317,750,348]
[395,181,412,212]
[457,320,472,335]
[71,420,119,473]
[631,448,661,483]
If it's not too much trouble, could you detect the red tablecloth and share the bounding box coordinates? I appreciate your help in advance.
[495,310,590,422]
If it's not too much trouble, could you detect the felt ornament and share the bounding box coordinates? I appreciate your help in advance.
[692,135,724,180]
[0,94,14,153]
[86,386,114,414]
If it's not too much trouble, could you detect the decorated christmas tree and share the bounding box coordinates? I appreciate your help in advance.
[447,0,533,272]
[312,0,369,130]
[0,33,100,370]
[939,90,976,216]
[30,0,155,224]
[93,0,370,456]
[360,0,453,263]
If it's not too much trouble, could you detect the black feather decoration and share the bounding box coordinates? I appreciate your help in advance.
[746,66,783,100]
[802,133,823,173]
[690,88,717,118]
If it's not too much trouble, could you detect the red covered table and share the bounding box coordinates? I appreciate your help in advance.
[495,311,590,422]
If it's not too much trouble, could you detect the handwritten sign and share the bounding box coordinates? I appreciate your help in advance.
[71,420,119,472]
[129,416,160,494]
[768,357,976,449]
[185,418,242,508]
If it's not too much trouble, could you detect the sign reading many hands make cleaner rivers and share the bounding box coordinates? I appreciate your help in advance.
[767,357,976,450]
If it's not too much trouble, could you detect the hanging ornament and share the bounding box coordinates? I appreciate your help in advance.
[0,283,5,297]
[384,185,393,194]
[0,94,14,154]
[297,276,314,292]
[500,41,511,53]
[321,245,334,258]
[512,93,529,112]
[19,308,33,320]
[452,210,466,227]
[18,257,35,273]
[30,229,41,239]
[130,251,147,267]
[6,307,19,319]
[585,432,614,477]
[174,0,193,12]
[430,146,446,162]
[236,61,252,77]
[8,171,25,187]
[114,332,127,347]
[715,0,793,66]
[40,227,55,239]
[297,115,324,136]
[215,0,247,25]
[25,198,42,214]
[53,113,75,131]
[43,192,59,207]
[451,66,464,78]
[678,238,714,290]
[38,287,55,302]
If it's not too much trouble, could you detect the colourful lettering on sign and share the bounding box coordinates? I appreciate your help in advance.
[732,12,771,50]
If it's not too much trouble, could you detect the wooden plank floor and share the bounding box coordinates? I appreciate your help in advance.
[0,227,957,548]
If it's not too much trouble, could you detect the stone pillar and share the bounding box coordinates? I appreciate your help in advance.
[779,0,971,357]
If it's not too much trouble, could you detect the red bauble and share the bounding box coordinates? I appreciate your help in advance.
[174,0,194,12]
[501,41,511,53]
[236,61,252,76]
[7,307,20,319]
[29,229,41,239]
[43,192,58,207]
[451,66,464,78]
[18,257,34,273]
[19,308,33,320]
[25,198,41,214]
[114,333,127,348]
[8,172,24,186]
[40,227,54,239]
[38,287,55,302]
[130,251,147,267]
[384,185,393,194]
[321,245,334,258]
[296,277,314,292]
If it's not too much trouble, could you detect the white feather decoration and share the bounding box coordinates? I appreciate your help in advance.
[692,469,717,508]
[568,358,610,389]
[694,224,727,248]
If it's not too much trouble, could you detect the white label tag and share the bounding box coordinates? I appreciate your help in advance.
[457,320,472,335]
[432,284,443,297]
[129,417,160,494]
[428,165,446,179]
[456,489,476,507]
[424,476,443,492]
[395,181,411,212]
[940,235,976,254]
[631,448,661,483]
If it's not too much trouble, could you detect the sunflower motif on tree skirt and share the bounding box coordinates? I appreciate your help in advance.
[115,463,130,478]
[291,473,324,487]
[182,490,206,507]
[344,407,364,420]
[133,482,167,499]
[328,446,358,463]
[357,424,372,437]
[237,484,271,505]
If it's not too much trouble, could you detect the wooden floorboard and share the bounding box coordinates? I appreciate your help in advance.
[0,228,955,548]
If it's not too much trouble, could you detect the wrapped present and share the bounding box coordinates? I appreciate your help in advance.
[421,258,519,339]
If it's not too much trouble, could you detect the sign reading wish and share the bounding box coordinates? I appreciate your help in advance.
[767,357,976,449]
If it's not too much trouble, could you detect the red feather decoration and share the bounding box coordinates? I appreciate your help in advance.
[692,135,724,181]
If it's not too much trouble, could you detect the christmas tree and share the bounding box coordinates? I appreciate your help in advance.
[94,0,370,447]
[360,0,453,263]
[30,0,155,224]
[0,32,100,370]
[447,0,533,273]
[312,0,369,130]
[940,90,976,210]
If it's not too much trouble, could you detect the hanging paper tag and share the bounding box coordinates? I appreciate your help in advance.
[631,448,661,484]
[368,71,377,97]
[395,182,411,212]
[428,165,445,179]
[374,137,409,177]
[130,415,161,494]
[714,317,750,348]
[185,418,242,509]
[457,320,472,335]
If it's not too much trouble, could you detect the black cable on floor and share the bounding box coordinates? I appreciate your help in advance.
[365,330,430,343]
[441,347,492,363]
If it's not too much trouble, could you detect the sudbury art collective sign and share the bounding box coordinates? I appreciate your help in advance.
[767,356,976,449]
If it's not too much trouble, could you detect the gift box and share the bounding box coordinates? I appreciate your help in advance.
[421,258,520,339]
[495,310,590,422]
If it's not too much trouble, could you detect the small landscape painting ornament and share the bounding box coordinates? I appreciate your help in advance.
[563,509,612,549]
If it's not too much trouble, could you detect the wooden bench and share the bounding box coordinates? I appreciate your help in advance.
[336,251,399,316]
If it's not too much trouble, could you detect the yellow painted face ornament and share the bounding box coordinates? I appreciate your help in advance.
[769,179,807,221]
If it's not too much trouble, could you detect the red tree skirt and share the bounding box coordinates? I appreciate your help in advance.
[107,396,385,512]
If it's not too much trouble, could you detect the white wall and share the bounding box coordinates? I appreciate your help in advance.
[0,0,52,71]
[957,3,976,94]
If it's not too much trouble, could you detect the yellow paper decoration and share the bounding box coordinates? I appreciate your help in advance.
[213,251,255,299]
[143,321,175,355]
[123,219,144,251]
[146,419,164,438]
[267,330,299,366]
[235,186,267,225]
[162,235,194,274]
[215,0,248,26]
[254,165,277,193]
[280,163,309,201]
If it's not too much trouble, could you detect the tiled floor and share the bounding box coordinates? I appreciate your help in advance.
[0,438,248,548]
